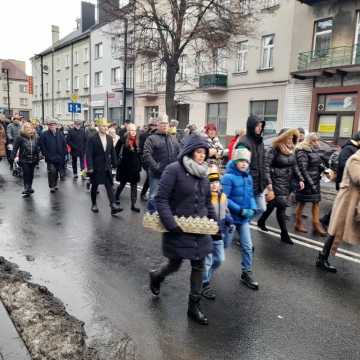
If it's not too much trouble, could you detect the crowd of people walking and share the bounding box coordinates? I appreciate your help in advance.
[0,111,359,326]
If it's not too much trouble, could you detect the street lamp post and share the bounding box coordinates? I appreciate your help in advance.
[40,55,45,124]
[122,17,128,124]
[2,68,11,117]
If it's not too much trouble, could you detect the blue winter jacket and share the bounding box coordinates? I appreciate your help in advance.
[221,161,257,224]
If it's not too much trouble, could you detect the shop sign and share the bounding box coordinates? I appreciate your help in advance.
[319,123,336,133]
[325,94,357,111]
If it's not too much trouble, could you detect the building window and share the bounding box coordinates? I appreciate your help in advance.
[95,43,103,59]
[84,47,89,62]
[250,100,278,135]
[84,74,89,88]
[57,79,61,92]
[145,106,159,123]
[19,84,27,93]
[95,71,103,86]
[236,41,248,73]
[127,64,134,88]
[207,103,228,135]
[57,102,62,115]
[45,82,49,93]
[3,97,8,104]
[112,67,121,84]
[260,35,274,69]
[74,51,79,66]
[20,98,28,107]
[65,54,70,68]
[74,76,79,90]
[160,63,166,83]
[65,78,70,91]
[313,18,333,57]
[178,55,187,81]
[56,57,61,71]
[140,63,146,83]
[214,48,227,73]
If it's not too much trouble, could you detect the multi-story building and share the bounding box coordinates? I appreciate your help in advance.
[90,19,135,122]
[31,2,96,124]
[0,59,32,119]
[133,0,316,137]
[292,0,360,144]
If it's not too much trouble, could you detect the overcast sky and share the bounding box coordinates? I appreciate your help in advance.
[1,0,96,74]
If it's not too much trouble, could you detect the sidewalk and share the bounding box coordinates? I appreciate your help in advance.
[0,299,31,360]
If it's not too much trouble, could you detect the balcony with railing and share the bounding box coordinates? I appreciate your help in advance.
[199,74,228,92]
[137,81,159,98]
[292,45,360,79]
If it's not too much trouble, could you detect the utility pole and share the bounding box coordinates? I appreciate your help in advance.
[40,56,45,124]
[122,17,128,125]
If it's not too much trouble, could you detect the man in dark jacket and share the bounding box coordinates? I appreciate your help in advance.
[143,116,180,211]
[235,115,270,214]
[67,120,86,179]
[335,131,360,190]
[139,120,158,201]
[39,120,67,193]
[6,115,21,169]
[86,119,122,215]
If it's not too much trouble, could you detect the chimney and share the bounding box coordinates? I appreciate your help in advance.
[81,1,96,32]
[97,0,118,26]
[51,25,60,45]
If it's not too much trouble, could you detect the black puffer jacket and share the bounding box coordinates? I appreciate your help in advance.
[295,143,325,203]
[11,133,40,164]
[265,139,303,207]
[336,134,360,190]
[236,115,267,195]
[143,131,180,178]
[155,135,216,260]
[67,127,86,156]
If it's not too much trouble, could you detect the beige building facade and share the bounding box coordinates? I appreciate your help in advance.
[0,59,32,119]
[134,0,316,137]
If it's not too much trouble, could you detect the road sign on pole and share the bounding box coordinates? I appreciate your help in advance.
[71,94,79,103]
[68,103,81,113]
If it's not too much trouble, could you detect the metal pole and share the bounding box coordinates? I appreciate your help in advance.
[40,56,45,124]
[122,17,128,124]
[5,69,10,117]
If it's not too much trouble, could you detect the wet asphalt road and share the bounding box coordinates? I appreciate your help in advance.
[0,161,360,360]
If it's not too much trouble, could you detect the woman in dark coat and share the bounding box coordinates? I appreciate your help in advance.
[11,122,41,197]
[149,135,216,325]
[115,124,142,212]
[295,133,327,236]
[257,129,304,244]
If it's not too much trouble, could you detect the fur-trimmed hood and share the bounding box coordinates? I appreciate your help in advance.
[272,128,300,149]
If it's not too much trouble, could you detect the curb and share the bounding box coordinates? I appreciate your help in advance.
[0,299,31,360]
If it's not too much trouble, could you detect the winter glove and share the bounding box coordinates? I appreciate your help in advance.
[170,226,183,234]
[240,209,255,219]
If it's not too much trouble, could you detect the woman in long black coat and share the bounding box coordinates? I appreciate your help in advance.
[11,122,41,197]
[149,135,216,325]
[257,129,304,244]
[295,132,327,236]
[115,124,142,212]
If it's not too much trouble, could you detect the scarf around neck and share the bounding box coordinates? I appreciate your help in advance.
[182,155,208,178]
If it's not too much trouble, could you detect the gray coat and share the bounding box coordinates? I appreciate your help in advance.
[6,122,21,143]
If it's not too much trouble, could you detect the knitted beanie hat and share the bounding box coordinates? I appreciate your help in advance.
[233,146,251,163]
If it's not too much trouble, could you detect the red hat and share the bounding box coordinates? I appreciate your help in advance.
[205,123,217,133]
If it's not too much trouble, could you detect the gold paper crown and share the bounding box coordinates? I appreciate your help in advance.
[143,212,219,235]
[96,118,110,127]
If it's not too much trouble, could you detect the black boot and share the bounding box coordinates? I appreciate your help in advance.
[130,184,140,212]
[149,270,162,296]
[241,271,259,290]
[257,219,269,232]
[187,295,208,325]
[316,252,337,273]
[91,204,99,213]
[280,231,294,245]
[111,203,123,215]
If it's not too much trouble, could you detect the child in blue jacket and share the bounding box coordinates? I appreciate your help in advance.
[221,146,259,290]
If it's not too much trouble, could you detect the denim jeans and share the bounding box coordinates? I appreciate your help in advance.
[223,224,236,249]
[236,222,253,272]
[255,192,266,216]
[203,240,225,284]
[147,175,160,212]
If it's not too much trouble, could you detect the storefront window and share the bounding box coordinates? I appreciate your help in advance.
[318,115,336,137]
[339,115,354,138]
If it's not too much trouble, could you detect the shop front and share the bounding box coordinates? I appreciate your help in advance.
[310,86,360,144]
